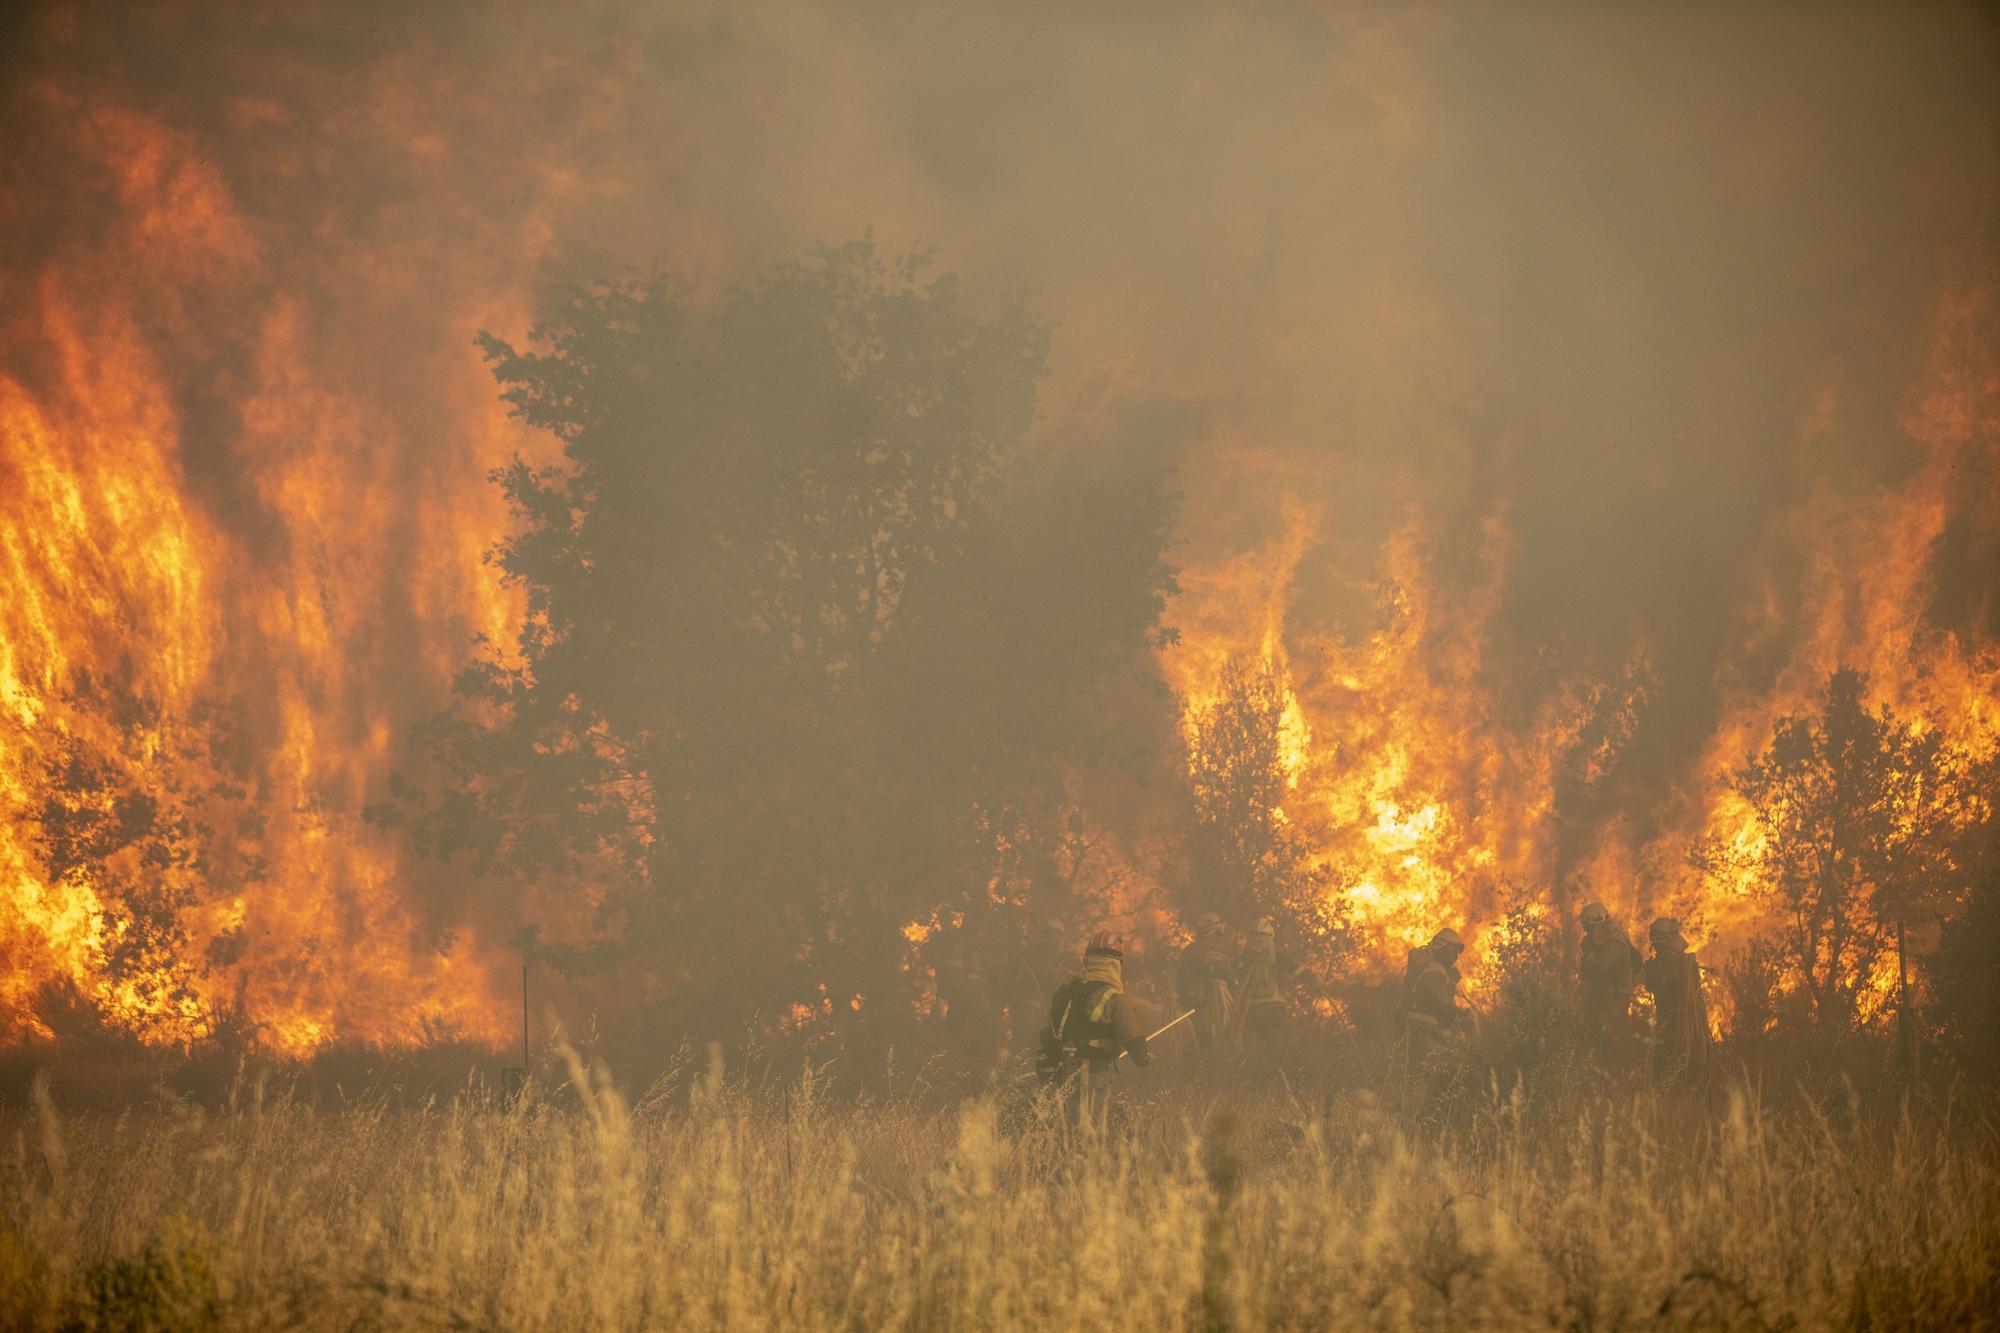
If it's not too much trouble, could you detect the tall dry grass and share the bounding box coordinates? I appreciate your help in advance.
[2,1050,1996,1330]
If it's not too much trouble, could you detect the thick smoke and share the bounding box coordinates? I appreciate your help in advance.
[1,1,1994,1046]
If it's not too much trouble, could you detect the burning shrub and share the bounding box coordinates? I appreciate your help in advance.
[27,708,215,1046]
[1694,669,1993,1036]
[1183,654,1352,979]
[1470,896,1588,1100]
[1713,935,1790,1046]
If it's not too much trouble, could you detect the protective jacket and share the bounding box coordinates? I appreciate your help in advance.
[1238,931,1295,1012]
[1400,945,1466,1035]
[1177,927,1236,1048]
[1579,925,1641,1023]
[1643,946,1711,1085]
[1039,952,1149,1080]
[1396,943,1470,1092]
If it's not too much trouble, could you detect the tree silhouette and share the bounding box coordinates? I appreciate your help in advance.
[1695,669,1987,1032]
[399,240,1179,1048]
[1183,655,1348,974]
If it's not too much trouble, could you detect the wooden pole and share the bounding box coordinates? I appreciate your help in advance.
[1896,917,1912,1080]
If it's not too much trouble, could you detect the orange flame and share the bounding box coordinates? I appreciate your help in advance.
[1,10,1992,1052]
[0,87,548,1053]
[1162,281,1998,999]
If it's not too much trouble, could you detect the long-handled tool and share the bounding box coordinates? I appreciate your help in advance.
[1024,1005,1202,1084]
[1118,1006,1198,1060]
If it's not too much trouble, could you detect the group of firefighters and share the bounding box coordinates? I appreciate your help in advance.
[1036,902,1714,1105]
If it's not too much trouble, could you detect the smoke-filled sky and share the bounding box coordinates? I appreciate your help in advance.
[2,1,1996,1047]
[12,2,1994,624]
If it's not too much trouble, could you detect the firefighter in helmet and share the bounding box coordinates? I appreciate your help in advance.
[1401,928,1469,1030]
[1176,911,1236,1051]
[1037,931,1151,1095]
[1643,917,1711,1089]
[1577,901,1641,1065]
[1238,916,1304,1065]
[1397,926,1473,1103]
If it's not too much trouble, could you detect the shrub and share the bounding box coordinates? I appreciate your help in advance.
[1930,864,2000,1083]
[79,1218,221,1333]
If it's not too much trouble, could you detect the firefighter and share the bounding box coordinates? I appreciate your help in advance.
[1400,928,1469,1035]
[1237,916,1301,1064]
[1577,901,1641,1065]
[1037,932,1150,1121]
[1396,927,1473,1112]
[1642,917,1711,1089]
[1176,911,1236,1051]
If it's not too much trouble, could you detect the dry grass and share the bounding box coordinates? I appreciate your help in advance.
[2,1051,1996,1330]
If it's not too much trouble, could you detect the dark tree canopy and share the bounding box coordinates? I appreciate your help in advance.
[400,240,1180,1048]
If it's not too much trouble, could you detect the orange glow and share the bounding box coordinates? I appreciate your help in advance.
[0,85,545,1053]
[1160,284,1998,1012]
[1,11,1992,1054]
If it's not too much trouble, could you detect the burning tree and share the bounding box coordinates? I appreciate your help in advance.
[17,679,282,1046]
[30,716,207,1041]
[1183,655,1349,973]
[1695,669,1991,1033]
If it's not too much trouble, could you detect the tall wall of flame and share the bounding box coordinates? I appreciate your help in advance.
[1,3,1994,1048]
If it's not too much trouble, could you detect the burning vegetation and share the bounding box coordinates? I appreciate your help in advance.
[2,2,1998,1326]
[2,3,1995,1080]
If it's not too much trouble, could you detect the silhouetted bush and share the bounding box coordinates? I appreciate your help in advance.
[1931,863,2000,1084]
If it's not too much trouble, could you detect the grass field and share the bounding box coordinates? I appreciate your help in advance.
[3,1048,1996,1330]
